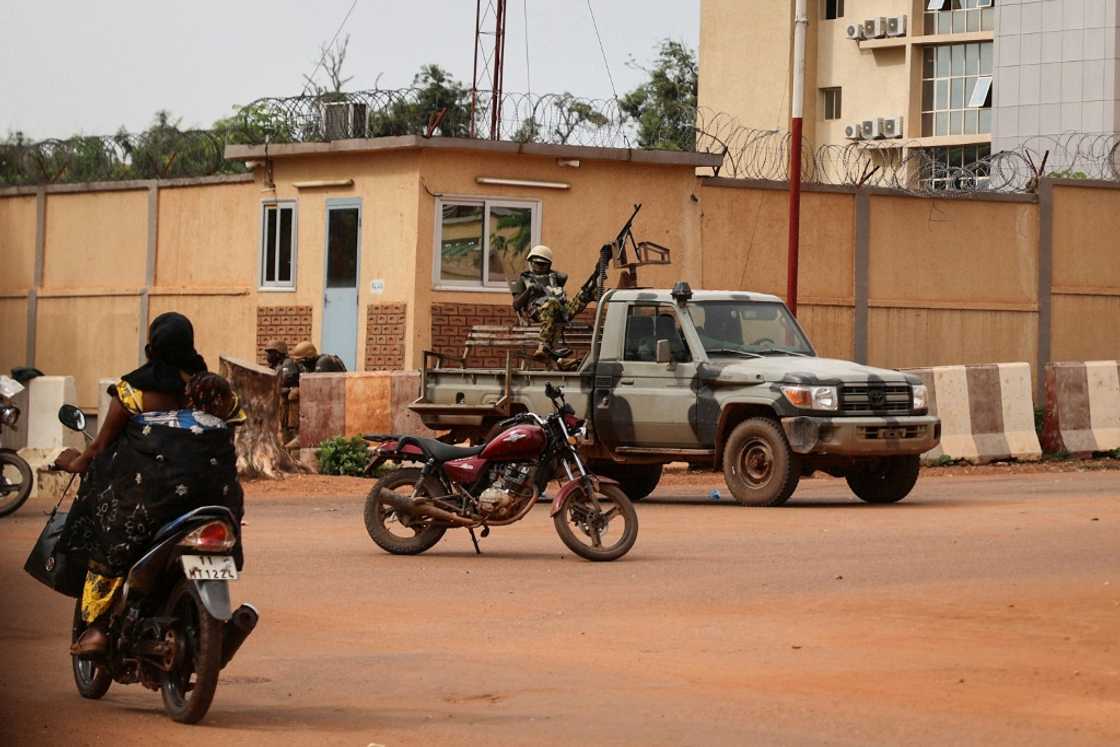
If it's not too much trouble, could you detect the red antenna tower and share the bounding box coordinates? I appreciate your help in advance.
[470,0,508,140]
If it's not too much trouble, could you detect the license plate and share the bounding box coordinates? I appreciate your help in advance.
[181,555,238,581]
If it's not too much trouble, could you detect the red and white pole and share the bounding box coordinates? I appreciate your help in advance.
[787,0,809,317]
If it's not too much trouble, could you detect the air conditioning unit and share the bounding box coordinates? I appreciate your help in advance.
[881,115,904,138]
[845,23,864,40]
[863,17,888,39]
[320,101,368,140]
[886,15,907,37]
[844,122,864,140]
[861,118,885,139]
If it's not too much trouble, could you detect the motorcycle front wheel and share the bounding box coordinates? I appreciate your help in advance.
[553,482,638,561]
[0,451,33,517]
[160,579,223,724]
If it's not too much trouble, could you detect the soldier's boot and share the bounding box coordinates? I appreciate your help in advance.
[532,343,552,363]
[556,356,580,372]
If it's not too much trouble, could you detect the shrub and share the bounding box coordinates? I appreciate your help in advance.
[315,436,370,476]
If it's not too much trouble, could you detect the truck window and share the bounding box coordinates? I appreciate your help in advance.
[689,301,814,357]
[624,305,691,362]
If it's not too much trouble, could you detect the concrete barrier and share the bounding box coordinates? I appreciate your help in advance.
[97,377,116,433]
[1042,361,1120,455]
[903,362,1041,464]
[298,371,436,462]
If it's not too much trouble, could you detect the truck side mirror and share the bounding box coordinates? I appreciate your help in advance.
[655,339,671,364]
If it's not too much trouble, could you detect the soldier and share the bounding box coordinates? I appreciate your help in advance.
[510,245,594,367]
[280,341,319,449]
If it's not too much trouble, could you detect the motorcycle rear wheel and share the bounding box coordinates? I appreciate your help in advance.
[365,468,448,555]
[71,601,112,699]
[0,451,33,517]
[160,579,223,724]
[553,483,638,561]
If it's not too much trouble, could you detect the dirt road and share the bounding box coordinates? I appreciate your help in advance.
[1,470,1118,746]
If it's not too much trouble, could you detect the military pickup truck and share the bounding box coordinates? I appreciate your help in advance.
[411,283,941,506]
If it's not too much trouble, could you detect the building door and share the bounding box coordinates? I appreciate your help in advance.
[322,199,361,370]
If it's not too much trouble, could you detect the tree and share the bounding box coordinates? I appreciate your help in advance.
[513,93,609,145]
[212,101,297,145]
[368,65,472,138]
[619,40,698,151]
[303,34,354,97]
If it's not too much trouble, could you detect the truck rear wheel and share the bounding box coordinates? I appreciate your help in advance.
[845,456,920,504]
[592,462,662,501]
[722,418,800,507]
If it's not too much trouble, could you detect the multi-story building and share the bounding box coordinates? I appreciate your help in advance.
[700,0,1120,188]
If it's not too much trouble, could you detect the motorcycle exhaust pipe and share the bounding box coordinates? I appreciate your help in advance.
[378,489,475,527]
[221,603,259,668]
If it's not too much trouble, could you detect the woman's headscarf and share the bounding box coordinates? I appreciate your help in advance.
[121,312,208,394]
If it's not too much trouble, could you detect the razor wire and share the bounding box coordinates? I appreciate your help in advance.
[4,87,1119,195]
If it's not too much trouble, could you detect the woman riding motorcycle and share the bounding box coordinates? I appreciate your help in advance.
[55,312,245,655]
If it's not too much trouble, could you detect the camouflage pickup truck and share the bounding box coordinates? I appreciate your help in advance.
[412,284,941,506]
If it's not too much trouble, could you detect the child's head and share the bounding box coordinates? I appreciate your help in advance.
[187,372,237,420]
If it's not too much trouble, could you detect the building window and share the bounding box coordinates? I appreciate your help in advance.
[435,198,540,288]
[925,0,995,36]
[919,143,992,191]
[260,202,296,289]
[822,0,844,20]
[921,42,993,137]
[821,88,842,120]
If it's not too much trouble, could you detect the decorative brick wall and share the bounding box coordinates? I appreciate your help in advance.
[431,302,596,368]
[365,303,408,370]
[256,306,313,365]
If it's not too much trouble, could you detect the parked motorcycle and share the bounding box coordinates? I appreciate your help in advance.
[0,375,32,517]
[363,383,638,561]
[56,404,258,724]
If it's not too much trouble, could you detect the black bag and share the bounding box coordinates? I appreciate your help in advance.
[23,475,87,598]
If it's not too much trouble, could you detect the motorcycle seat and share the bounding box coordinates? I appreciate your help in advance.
[400,436,484,463]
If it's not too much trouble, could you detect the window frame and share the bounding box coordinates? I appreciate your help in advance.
[821,87,842,121]
[924,0,995,35]
[259,200,298,291]
[432,196,542,291]
[920,41,994,137]
[821,0,844,20]
[623,303,694,364]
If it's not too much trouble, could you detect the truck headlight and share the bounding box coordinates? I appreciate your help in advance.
[0,406,18,426]
[780,385,838,411]
[912,384,928,412]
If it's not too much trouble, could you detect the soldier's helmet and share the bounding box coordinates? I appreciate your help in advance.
[264,339,288,355]
[527,245,553,266]
[291,341,318,360]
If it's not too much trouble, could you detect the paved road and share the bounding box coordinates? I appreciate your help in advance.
[1,471,1118,746]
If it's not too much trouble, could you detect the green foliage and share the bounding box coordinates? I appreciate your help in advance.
[368,65,471,138]
[316,436,370,476]
[213,101,297,145]
[1034,407,1044,438]
[1047,168,1089,179]
[619,40,698,151]
[515,93,609,144]
[1042,449,1071,462]
[1110,448,1120,460]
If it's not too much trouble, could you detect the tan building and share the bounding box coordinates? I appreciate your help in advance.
[701,1,1120,187]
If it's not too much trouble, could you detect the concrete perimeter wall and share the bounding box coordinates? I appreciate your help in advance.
[698,178,1119,394]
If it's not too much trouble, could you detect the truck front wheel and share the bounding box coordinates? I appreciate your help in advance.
[592,462,662,501]
[845,456,920,504]
[722,418,800,507]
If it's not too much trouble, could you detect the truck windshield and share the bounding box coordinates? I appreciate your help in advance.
[687,301,814,358]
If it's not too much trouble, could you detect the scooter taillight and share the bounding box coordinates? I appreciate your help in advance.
[179,520,236,552]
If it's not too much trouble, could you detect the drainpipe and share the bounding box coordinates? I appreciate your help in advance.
[787,0,808,317]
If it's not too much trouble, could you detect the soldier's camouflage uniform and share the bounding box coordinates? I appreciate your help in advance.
[511,270,590,349]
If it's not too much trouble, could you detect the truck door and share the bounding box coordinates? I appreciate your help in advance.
[603,303,702,448]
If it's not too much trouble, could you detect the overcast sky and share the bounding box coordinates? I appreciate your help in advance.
[2,1,700,138]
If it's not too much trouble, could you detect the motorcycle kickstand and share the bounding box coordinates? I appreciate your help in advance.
[468,527,482,555]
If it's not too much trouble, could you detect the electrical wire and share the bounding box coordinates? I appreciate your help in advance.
[523,0,532,97]
[300,0,361,95]
[585,0,619,102]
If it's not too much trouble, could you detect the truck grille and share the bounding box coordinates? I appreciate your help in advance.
[840,383,912,415]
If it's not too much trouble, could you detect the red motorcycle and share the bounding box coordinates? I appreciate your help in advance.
[362,384,638,561]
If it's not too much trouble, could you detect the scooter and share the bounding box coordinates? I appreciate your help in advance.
[57,404,258,724]
[0,375,32,517]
